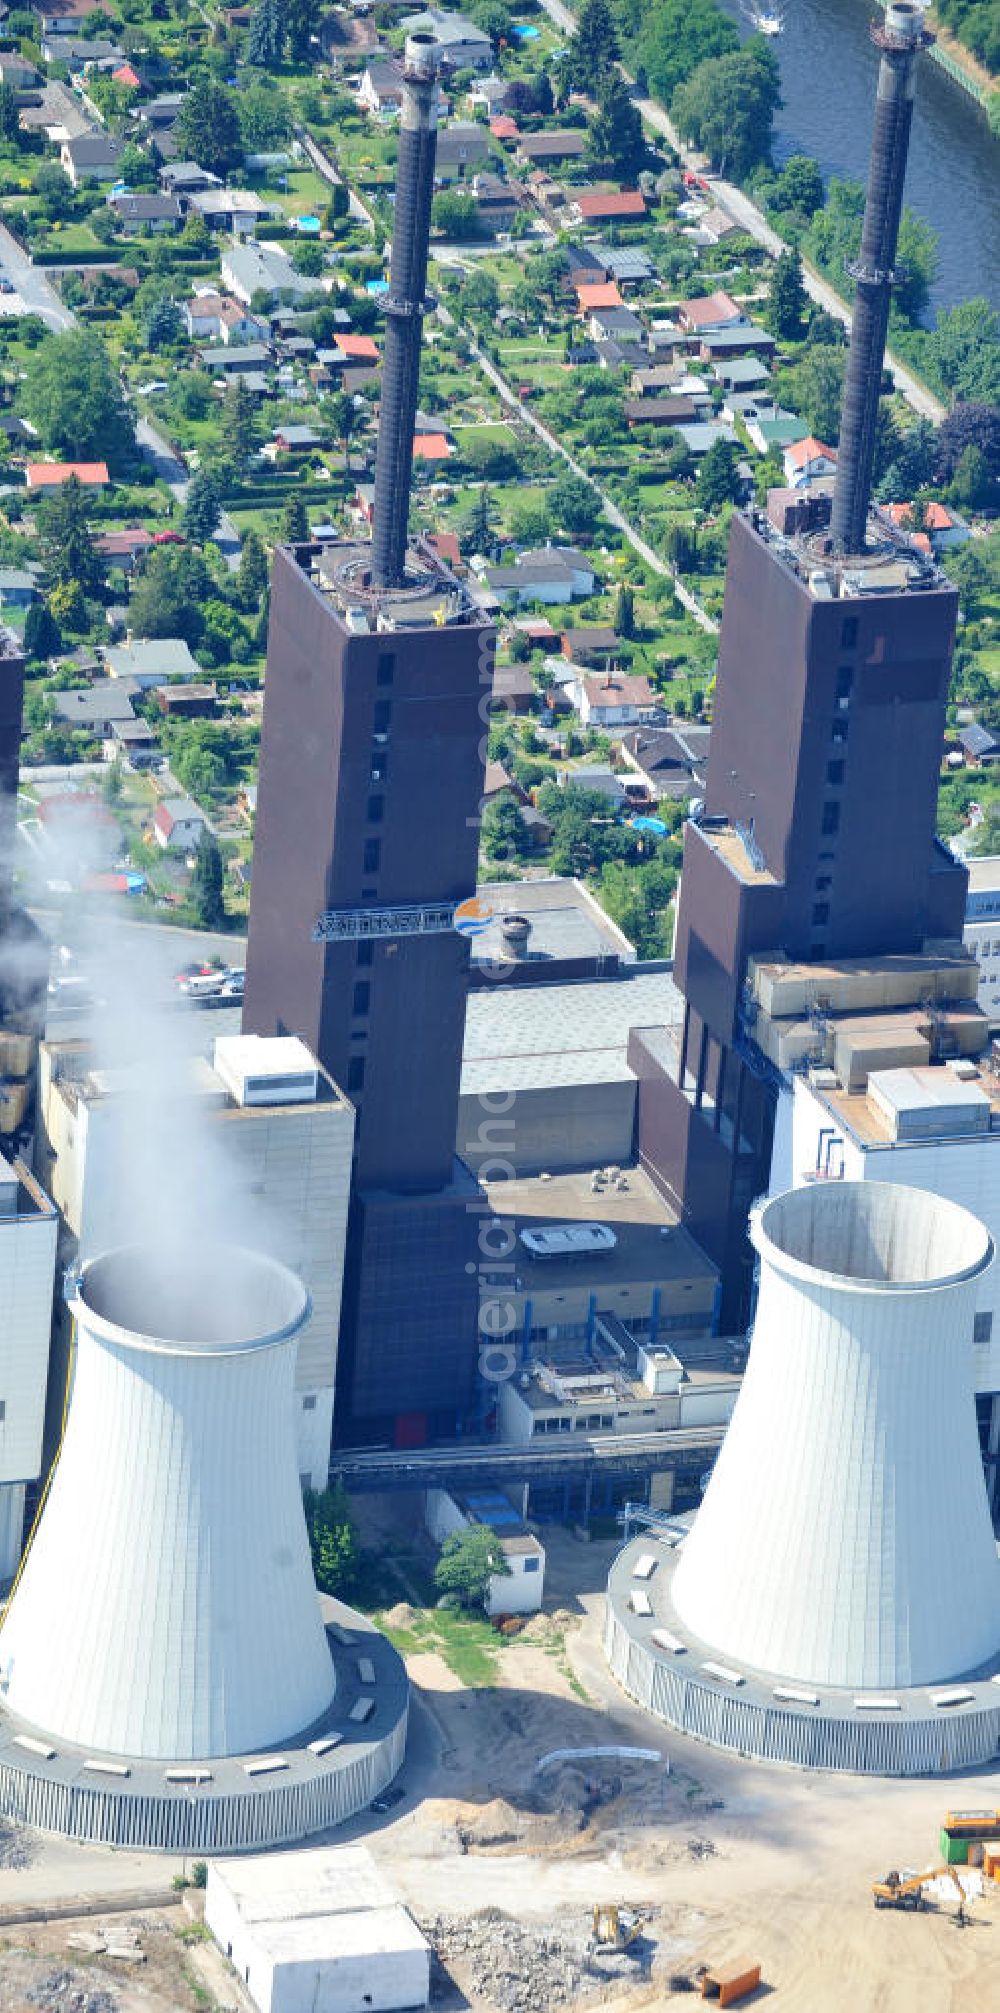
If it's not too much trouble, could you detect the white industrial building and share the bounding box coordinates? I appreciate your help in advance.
[424,1486,545,1615]
[0,1152,58,1583]
[963,855,1000,1025]
[206,1845,430,2013]
[35,1032,354,1488]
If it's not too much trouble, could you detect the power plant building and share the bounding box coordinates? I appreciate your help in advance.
[0,1152,58,1585]
[243,34,492,1447]
[35,1032,354,1489]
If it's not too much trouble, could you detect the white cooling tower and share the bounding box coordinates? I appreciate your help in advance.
[672,1182,1000,1691]
[0,1245,336,1761]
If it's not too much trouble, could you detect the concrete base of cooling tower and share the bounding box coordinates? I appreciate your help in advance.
[0,1603,408,1853]
[605,1536,1000,1776]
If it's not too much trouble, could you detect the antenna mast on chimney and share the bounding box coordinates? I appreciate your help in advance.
[371,35,442,590]
[830,2,931,556]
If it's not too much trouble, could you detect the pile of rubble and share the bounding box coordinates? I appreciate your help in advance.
[25,1973,118,2013]
[423,1906,655,2012]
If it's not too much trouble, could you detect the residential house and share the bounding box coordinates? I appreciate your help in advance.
[358,59,405,116]
[153,796,207,852]
[104,638,202,688]
[269,423,322,457]
[560,627,619,668]
[156,683,218,719]
[434,121,489,182]
[95,528,155,570]
[516,131,588,166]
[721,390,774,426]
[746,411,808,457]
[35,0,104,33]
[483,547,595,608]
[0,569,37,607]
[0,54,40,87]
[400,8,493,70]
[26,461,109,491]
[621,724,710,802]
[333,333,379,365]
[594,338,646,372]
[412,432,453,463]
[160,161,221,195]
[60,133,123,186]
[482,760,527,806]
[557,763,631,806]
[221,242,313,306]
[39,32,123,63]
[491,661,535,715]
[518,803,555,852]
[139,91,186,129]
[472,172,519,233]
[588,245,653,285]
[712,354,771,392]
[425,530,463,571]
[588,305,643,344]
[51,681,140,734]
[624,396,700,429]
[188,188,278,233]
[569,190,647,225]
[104,717,159,770]
[783,435,838,486]
[490,113,519,143]
[196,342,271,376]
[108,191,182,233]
[677,291,745,334]
[576,281,623,313]
[184,293,267,345]
[686,205,739,246]
[959,722,1000,767]
[0,415,37,448]
[572,668,658,730]
[884,499,971,552]
[675,420,737,456]
[698,325,776,363]
[467,73,510,116]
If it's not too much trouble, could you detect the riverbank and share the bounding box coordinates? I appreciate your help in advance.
[926,12,997,110]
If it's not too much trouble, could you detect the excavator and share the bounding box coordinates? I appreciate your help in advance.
[591,1904,642,1951]
[871,1867,969,1919]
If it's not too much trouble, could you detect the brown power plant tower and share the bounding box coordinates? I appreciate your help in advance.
[244,36,494,1447]
[631,2,964,1320]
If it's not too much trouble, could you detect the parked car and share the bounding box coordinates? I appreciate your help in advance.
[369,1785,405,1814]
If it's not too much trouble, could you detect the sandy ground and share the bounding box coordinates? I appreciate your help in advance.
[1,1517,999,2009]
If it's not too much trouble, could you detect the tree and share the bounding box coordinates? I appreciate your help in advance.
[47,579,87,634]
[587,75,645,182]
[765,248,806,340]
[183,468,222,545]
[461,485,495,555]
[936,404,1000,484]
[549,470,600,538]
[461,268,499,321]
[893,210,938,325]
[23,599,61,661]
[23,329,135,472]
[181,208,212,254]
[236,529,268,612]
[303,1484,359,1596]
[636,0,738,107]
[431,190,483,241]
[696,437,741,513]
[33,161,74,223]
[508,500,552,545]
[292,237,325,278]
[324,182,349,228]
[144,295,182,351]
[328,390,357,470]
[248,0,285,69]
[240,84,292,154]
[927,299,1000,406]
[285,0,320,59]
[876,417,938,501]
[129,546,211,644]
[0,82,20,147]
[191,830,225,928]
[482,793,526,861]
[36,475,106,596]
[568,0,619,93]
[772,153,824,218]
[220,377,261,481]
[672,40,781,181]
[615,583,635,638]
[174,79,242,179]
[433,1525,510,1612]
[776,345,846,444]
[951,444,994,511]
[283,495,309,543]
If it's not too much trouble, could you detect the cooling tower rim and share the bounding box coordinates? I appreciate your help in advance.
[71,1243,311,1359]
[751,1180,993,1297]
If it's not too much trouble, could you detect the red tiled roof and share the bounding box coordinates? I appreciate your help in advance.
[413,433,453,461]
[26,461,109,489]
[678,291,742,329]
[427,531,462,565]
[336,334,379,361]
[576,282,623,310]
[582,671,655,708]
[490,115,519,140]
[574,190,646,219]
[112,63,142,88]
[785,435,837,468]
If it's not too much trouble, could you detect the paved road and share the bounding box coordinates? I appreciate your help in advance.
[135,415,242,570]
[0,220,73,332]
[536,0,946,424]
[436,303,719,634]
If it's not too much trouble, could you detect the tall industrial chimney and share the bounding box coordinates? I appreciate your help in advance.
[371,35,442,590]
[830,2,930,554]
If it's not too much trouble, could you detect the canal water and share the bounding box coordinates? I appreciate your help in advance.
[720,0,1000,316]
